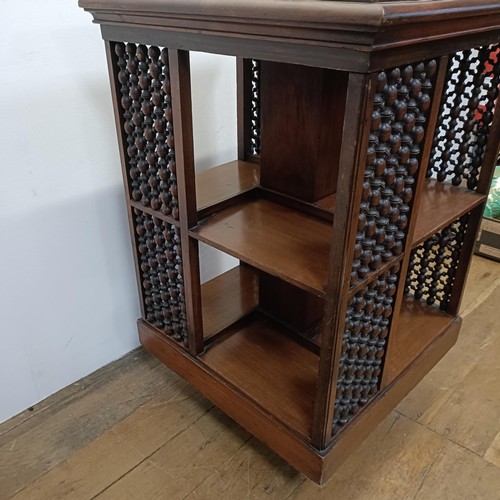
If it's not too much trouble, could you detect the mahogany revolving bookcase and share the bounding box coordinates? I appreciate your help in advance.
[79,0,500,483]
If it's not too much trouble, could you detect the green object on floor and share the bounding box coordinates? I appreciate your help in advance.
[484,166,500,220]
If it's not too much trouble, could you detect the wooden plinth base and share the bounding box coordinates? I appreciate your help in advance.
[138,317,461,484]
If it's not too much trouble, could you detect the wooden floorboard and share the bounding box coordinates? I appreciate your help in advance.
[1,255,499,499]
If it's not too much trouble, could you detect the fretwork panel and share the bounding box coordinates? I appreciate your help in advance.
[405,214,470,311]
[428,46,500,190]
[113,42,180,219]
[351,60,437,286]
[333,263,401,432]
[133,208,187,345]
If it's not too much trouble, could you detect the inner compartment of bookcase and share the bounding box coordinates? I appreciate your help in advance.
[193,60,348,221]
[198,256,324,439]
[199,251,324,351]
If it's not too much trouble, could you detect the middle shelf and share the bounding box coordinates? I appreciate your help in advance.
[190,160,486,260]
[412,179,486,248]
[191,198,332,297]
[188,161,486,299]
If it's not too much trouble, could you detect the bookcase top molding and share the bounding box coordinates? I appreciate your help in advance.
[79,0,500,71]
[79,0,500,29]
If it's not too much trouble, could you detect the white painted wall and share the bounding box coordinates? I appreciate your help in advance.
[0,0,237,423]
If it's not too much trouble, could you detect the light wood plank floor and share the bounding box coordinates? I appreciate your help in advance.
[1,256,500,499]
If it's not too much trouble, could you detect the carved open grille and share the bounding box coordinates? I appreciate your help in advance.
[113,42,180,220]
[333,263,401,433]
[428,45,500,190]
[250,59,261,157]
[405,214,470,311]
[133,208,187,345]
[350,61,437,286]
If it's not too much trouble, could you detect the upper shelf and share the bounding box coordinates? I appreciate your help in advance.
[412,179,485,248]
[196,160,259,213]
[191,198,332,297]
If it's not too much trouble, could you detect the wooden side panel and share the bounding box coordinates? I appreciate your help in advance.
[259,273,324,334]
[169,49,204,355]
[315,57,441,447]
[260,61,347,202]
[105,41,191,347]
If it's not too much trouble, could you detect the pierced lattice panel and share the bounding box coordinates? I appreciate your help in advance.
[133,208,187,345]
[351,60,437,286]
[404,214,470,311]
[250,59,261,157]
[428,46,500,190]
[113,42,180,219]
[333,263,401,432]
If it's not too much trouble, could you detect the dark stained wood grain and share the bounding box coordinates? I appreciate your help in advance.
[191,199,332,297]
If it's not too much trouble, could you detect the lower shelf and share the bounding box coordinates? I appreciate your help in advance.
[383,297,457,385]
[138,311,460,483]
[201,313,319,440]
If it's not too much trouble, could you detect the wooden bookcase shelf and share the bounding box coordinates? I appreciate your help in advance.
[196,160,259,213]
[383,298,457,385]
[412,179,486,248]
[196,160,335,221]
[201,265,258,342]
[201,313,319,440]
[191,198,332,297]
[81,0,500,484]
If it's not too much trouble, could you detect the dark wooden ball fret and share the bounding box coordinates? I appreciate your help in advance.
[114,42,180,220]
[405,214,470,311]
[351,61,437,287]
[133,208,188,345]
[333,263,401,432]
[250,59,261,157]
